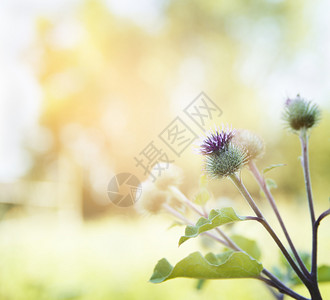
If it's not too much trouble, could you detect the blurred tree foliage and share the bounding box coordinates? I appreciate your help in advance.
[24,0,328,217]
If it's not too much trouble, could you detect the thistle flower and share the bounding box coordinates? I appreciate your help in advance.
[199,127,235,155]
[282,95,321,132]
[198,127,247,179]
[136,182,168,214]
[153,164,183,191]
[232,129,264,161]
[204,143,247,179]
[137,164,185,215]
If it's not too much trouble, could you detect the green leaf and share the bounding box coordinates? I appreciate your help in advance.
[262,164,286,174]
[265,178,277,190]
[149,251,263,283]
[230,235,261,260]
[318,265,330,283]
[280,264,330,286]
[167,221,184,230]
[179,208,246,246]
[278,250,310,286]
[205,251,233,264]
[199,174,209,188]
[194,175,211,206]
[279,250,310,270]
[260,179,277,197]
[194,188,211,206]
[196,279,206,290]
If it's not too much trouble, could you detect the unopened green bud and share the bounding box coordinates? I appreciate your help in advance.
[283,95,321,131]
[204,143,247,179]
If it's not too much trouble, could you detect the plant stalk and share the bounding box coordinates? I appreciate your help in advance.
[169,186,207,217]
[229,173,311,288]
[248,160,310,278]
[168,185,307,299]
[259,274,308,300]
[299,129,322,300]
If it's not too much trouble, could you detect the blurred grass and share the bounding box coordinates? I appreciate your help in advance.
[0,204,329,300]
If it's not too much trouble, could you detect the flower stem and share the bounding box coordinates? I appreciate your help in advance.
[229,173,311,288]
[248,160,310,278]
[316,209,330,226]
[168,186,242,250]
[264,283,285,300]
[260,270,309,300]
[168,185,207,216]
[299,129,316,227]
[168,185,307,299]
[299,129,322,300]
[162,203,229,246]
[165,201,304,299]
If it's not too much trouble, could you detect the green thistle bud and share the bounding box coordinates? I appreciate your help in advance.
[204,143,247,179]
[232,129,265,161]
[282,95,321,132]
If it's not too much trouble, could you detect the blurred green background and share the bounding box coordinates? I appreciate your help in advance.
[0,0,329,299]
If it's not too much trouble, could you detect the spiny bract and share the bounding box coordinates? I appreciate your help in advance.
[283,95,321,131]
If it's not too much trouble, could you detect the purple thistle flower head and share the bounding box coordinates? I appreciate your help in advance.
[285,98,293,106]
[199,127,235,155]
